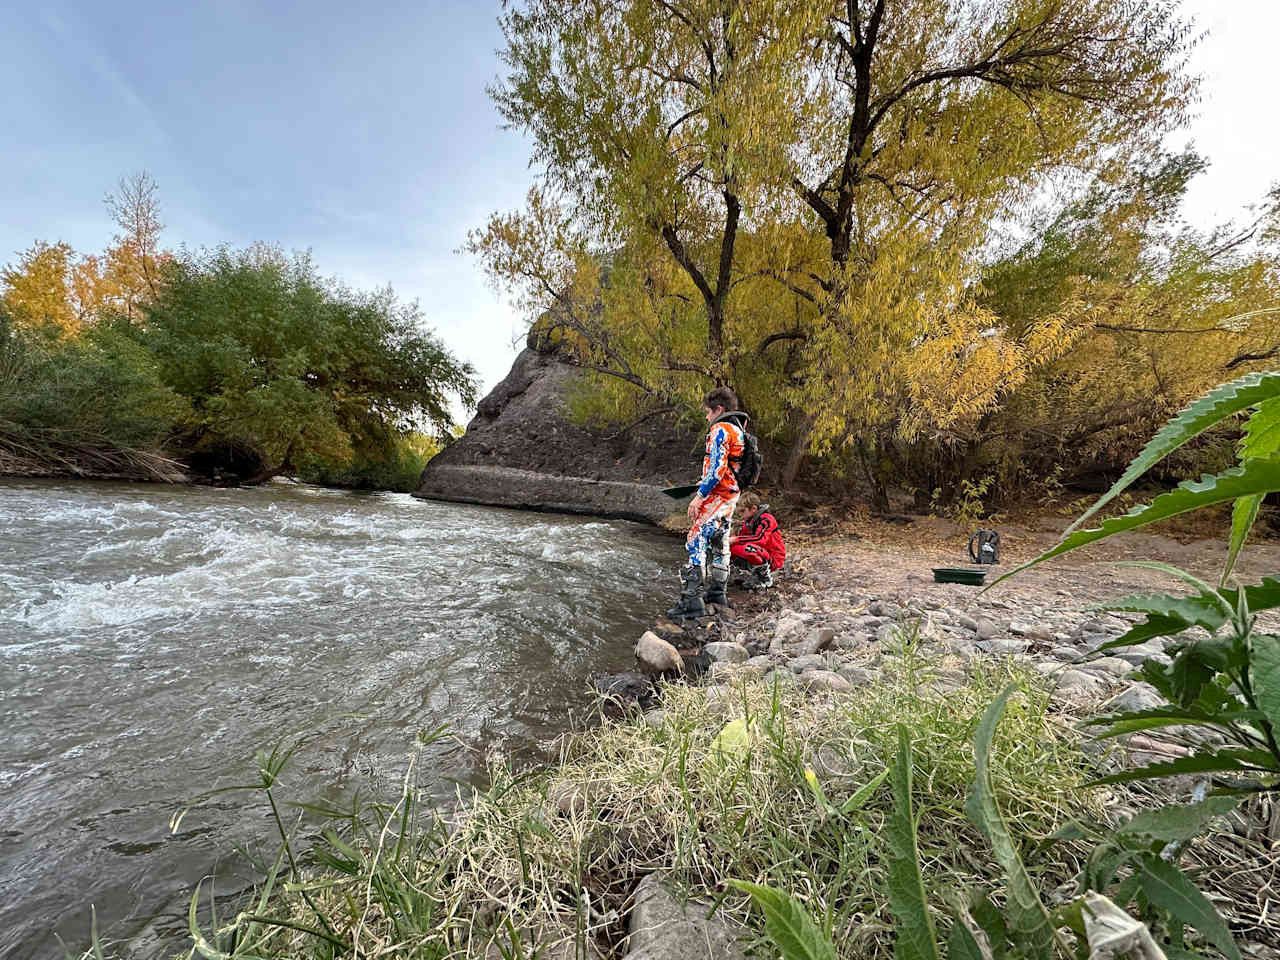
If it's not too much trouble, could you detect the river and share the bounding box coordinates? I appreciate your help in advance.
[0,480,672,959]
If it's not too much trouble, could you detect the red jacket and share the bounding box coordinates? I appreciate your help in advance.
[733,509,786,570]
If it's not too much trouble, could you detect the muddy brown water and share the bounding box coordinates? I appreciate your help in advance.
[0,480,673,959]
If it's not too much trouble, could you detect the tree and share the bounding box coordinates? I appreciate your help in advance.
[104,170,168,321]
[476,0,1197,490]
[136,245,478,482]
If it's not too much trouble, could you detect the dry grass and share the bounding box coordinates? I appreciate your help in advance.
[182,653,1111,959]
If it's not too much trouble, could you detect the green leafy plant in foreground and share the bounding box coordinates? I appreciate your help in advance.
[992,369,1280,796]
[738,687,1242,958]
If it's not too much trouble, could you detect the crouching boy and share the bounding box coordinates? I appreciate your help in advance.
[730,492,786,589]
[668,387,750,619]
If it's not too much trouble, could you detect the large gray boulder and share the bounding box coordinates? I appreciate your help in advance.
[415,341,701,523]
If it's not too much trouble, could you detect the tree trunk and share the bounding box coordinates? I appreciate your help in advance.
[781,414,815,490]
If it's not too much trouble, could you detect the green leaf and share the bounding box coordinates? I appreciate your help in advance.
[964,686,1057,954]
[1065,370,1280,535]
[1242,396,1280,461]
[1221,577,1280,616]
[1087,706,1263,740]
[839,767,889,814]
[1249,633,1280,740]
[946,915,991,960]
[727,880,836,960]
[1088,749,1278,786]
[884,726,941,960]
[994,457,1280,586]
[1117,797,1240,843]
[803,767,835,818]
[1136,855,1241,960]
[1223,495,1262,587]
[1091,613,1196,654]
[1170,644,1219,708]
[711,716,752,764]
[1102,592,1228,631]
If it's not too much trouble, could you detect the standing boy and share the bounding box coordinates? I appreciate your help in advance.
[668,387,749,619]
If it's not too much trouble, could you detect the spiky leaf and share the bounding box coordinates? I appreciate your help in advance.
[1092,613,1196,654]
[1118,797,1240,843]
[1242,396,1280,460]
[840,767,889,814]
[1223,495,1262,587]
[1066,371,1280,535]
[885,726,941,960]
[1249,633,1280,741]
[965,686,1056,954]
[995,458,1280,585]
[1104,593,1229,631]
[728,880,837,960]
[1088,749,1278,786]
[1136,855,1241,960]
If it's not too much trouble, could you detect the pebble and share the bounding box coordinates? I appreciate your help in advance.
[953,611,979,632]
[875,622,898,642]
[974,618,999,640]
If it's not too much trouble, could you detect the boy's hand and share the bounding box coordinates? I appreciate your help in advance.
[687,493,703,521]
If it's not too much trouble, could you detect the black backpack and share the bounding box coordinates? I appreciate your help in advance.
[732,430,763,489]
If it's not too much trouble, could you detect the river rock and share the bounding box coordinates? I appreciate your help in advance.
[593,672,658,716]
[838,664,873,686]
[1052,669,1105,705]
[625,873,749,960]
[1110,641,1165,666]
[1009,620,1052,641]
[1083,656,1135,679]
[875,622,898,643]
[770,610,809,652]
[974,618,999,640]
[802,670,853,694]
[869,599,903,619]
[1050,646,1082,662]
[797,627,837,656]
[952,611,979,632]
[788,654,828,673]
[704,641,749,664]
[635,631,683,675]
[1102,683,1164,715]
[978,637,1029,656]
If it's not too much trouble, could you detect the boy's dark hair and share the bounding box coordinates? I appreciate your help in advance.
[703,386,739,413]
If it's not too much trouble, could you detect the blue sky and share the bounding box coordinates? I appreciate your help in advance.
[2,0,1277,404]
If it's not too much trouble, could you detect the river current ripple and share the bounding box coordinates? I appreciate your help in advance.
[0,480,671,959]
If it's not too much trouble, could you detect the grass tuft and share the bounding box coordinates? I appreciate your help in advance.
[157,651,1110,959]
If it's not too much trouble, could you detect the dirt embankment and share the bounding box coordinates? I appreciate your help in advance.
[414,337,704,523]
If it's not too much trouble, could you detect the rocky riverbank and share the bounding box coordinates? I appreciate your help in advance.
[623,517,1280,717]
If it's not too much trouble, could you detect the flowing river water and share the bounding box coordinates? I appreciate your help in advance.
[0,480,672,959]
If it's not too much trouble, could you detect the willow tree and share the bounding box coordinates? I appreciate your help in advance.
[473,0,1196,489]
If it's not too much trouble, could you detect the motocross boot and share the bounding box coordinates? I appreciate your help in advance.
[666,564,707,620]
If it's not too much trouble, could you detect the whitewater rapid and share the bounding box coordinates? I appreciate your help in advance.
[0,480,671,959]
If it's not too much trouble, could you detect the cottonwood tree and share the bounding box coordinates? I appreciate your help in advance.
[472,0,1196,490]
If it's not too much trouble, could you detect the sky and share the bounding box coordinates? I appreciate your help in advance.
[1,0,1277,408]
